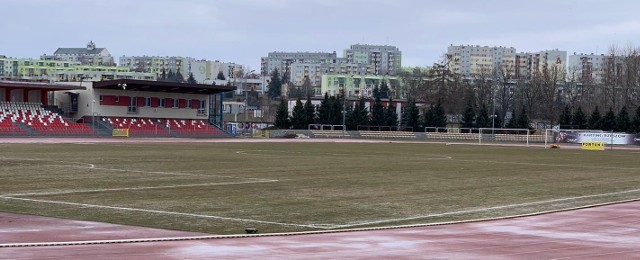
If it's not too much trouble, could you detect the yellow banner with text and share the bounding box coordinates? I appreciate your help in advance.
[581,142,605,151]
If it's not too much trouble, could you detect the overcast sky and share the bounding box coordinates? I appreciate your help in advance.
[3,0,640,71]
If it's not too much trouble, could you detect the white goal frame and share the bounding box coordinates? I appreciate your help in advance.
[478,128,531,146]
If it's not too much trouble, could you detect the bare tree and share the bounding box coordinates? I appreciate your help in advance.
[471,69,493,110]
[514,78,538,121]
[398,67,429,102]
[495,65,517,126]
[443,72,468,115]
[602,45,623,111]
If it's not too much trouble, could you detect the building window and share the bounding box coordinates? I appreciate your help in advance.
[173,98,179,108]
[99,95,104,102]
[186,99,192,109]
[159,98,165,107]
[144,97,151,107]
[128,96,138,114]
[197,100,206,115]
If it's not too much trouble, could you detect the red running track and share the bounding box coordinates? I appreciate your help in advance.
[1,201,640,259]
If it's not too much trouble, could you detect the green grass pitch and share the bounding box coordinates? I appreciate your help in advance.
[1,142,639,234]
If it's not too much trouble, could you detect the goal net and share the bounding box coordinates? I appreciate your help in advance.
[478,128,533,145]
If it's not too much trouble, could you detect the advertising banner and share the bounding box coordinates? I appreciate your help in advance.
[555,131,640,145]
[581,142,605,151]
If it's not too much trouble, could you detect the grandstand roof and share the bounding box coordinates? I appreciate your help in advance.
[92,79,236,95]
[0,80,85,91]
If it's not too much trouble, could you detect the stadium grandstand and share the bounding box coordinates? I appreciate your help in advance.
[0,79,235,137]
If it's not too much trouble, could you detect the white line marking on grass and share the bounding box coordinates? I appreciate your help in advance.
[237,150,453,159]
[0,196,329,229]
[3,180,279,197]
[0,156,96,169]
[327,188,640,228]
[456,159,640,171]
[1,155,277,181]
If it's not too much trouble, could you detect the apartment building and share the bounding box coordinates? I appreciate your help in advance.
[261,44,402,93]
[119,56,188,77]
[527,49,567,77]
[321,74,399,98]
[567,53,607,82]
[344,44,402,76]
[260,51,338,78]
[514,52,530,79]
[446,45,516,78]
[119,56,245,84]
[0,56,80,80]
[41,41,115,66]
[0,56,154,82]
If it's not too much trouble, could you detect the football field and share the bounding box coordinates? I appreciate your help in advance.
[1,141,639,235]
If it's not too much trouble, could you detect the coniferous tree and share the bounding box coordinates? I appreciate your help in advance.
[401,98,420,131]
[317,93,331,124]
[517,106,530,129]
[301,77,312,98]
[616,106,631,132]
[187,72,197,84]
[600,107,617,131]
[372,84,381,99]
[384,97,398,127]
[493,109,504,128]
[346,98,369,130]
[573,107,587,129]
[290,98,306,129]
[167,69,175,82]
[632,106,640,133]
[476,103,491,128]
[281,71,289,86]
[216,71,226,80]
[506,110,517,128]
[274,99,290,129]
[267,69,282,99]
[304,98,316,127]
[588,106,602,130]
[433,99,447,127]
[175,69,185,83]
[379,81,389,99]
[370,86,385,126]
[423,105,435,127]
[461,98,476,128]
[330,95,344,125]
[559,106,572,127]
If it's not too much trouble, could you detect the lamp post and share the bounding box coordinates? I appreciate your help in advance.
[491,82,496,135]
[341,87,346,130]
[91,99,96,134]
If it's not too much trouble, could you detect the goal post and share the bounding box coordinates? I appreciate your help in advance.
[478,128,532,146]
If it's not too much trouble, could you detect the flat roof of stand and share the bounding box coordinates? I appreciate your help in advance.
[92,79,236,95]
[0,80,85,91]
